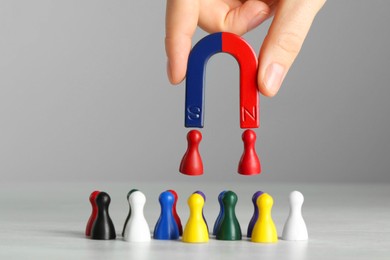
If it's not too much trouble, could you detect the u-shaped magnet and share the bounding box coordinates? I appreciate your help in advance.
[185,32,259,129]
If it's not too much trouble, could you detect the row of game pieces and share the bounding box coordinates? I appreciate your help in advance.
[85,189,308,243]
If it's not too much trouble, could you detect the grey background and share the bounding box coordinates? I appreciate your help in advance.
[0,0,389,183]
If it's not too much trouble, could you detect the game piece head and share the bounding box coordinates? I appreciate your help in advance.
[130,191,146,207]
[218,191,227,202]
[96,192,111,208]
[89,191,100,203]
[187,130,202,143]
[127,189,138,200]
[188,193,204,208]
[168,190,178,202]
[222,191,237,207]
[252,191,264,204]
[159,191,175,207]
[257,193,273,210]
[242,129,256,143]
[289,191,304,207]
[194,191,206,201]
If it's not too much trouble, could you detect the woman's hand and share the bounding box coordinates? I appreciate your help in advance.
[165,0,325,97]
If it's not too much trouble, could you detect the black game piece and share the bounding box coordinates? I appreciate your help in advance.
[91,192,116,240]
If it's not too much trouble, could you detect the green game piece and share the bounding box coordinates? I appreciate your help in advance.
[216,191,242,241]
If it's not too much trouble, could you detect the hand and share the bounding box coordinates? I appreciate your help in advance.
[165,0,326,97]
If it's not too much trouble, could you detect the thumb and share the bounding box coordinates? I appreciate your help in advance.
[257,0,326,97]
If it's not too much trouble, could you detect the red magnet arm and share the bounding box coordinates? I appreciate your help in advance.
[222,32,259,129]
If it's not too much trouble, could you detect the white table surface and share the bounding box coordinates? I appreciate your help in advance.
[1,181,389,260]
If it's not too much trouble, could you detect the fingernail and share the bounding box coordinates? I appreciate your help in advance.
[264,63,285,96]
[248,11,268,31]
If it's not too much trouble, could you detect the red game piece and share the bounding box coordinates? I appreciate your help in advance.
[85,190,100,236]
[238,130,261,175]
[179,130,204,176]
[168,189,183,235]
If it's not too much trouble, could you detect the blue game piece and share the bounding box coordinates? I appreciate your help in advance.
[247,191,264,237]
[153,191,180,240]
[185,32,222,128]
[193,190,209,231]
[212,190,227,236]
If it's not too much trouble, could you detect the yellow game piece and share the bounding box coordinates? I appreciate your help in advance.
[182,193,209,243]
[251,193,278,243]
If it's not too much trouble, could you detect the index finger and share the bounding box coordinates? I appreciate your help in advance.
[165,0,199,84]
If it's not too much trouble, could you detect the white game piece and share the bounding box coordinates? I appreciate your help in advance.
[124,191,151,242]
[282,191,308,241]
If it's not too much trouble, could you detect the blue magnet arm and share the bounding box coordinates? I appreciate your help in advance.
[185,33,222,128]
